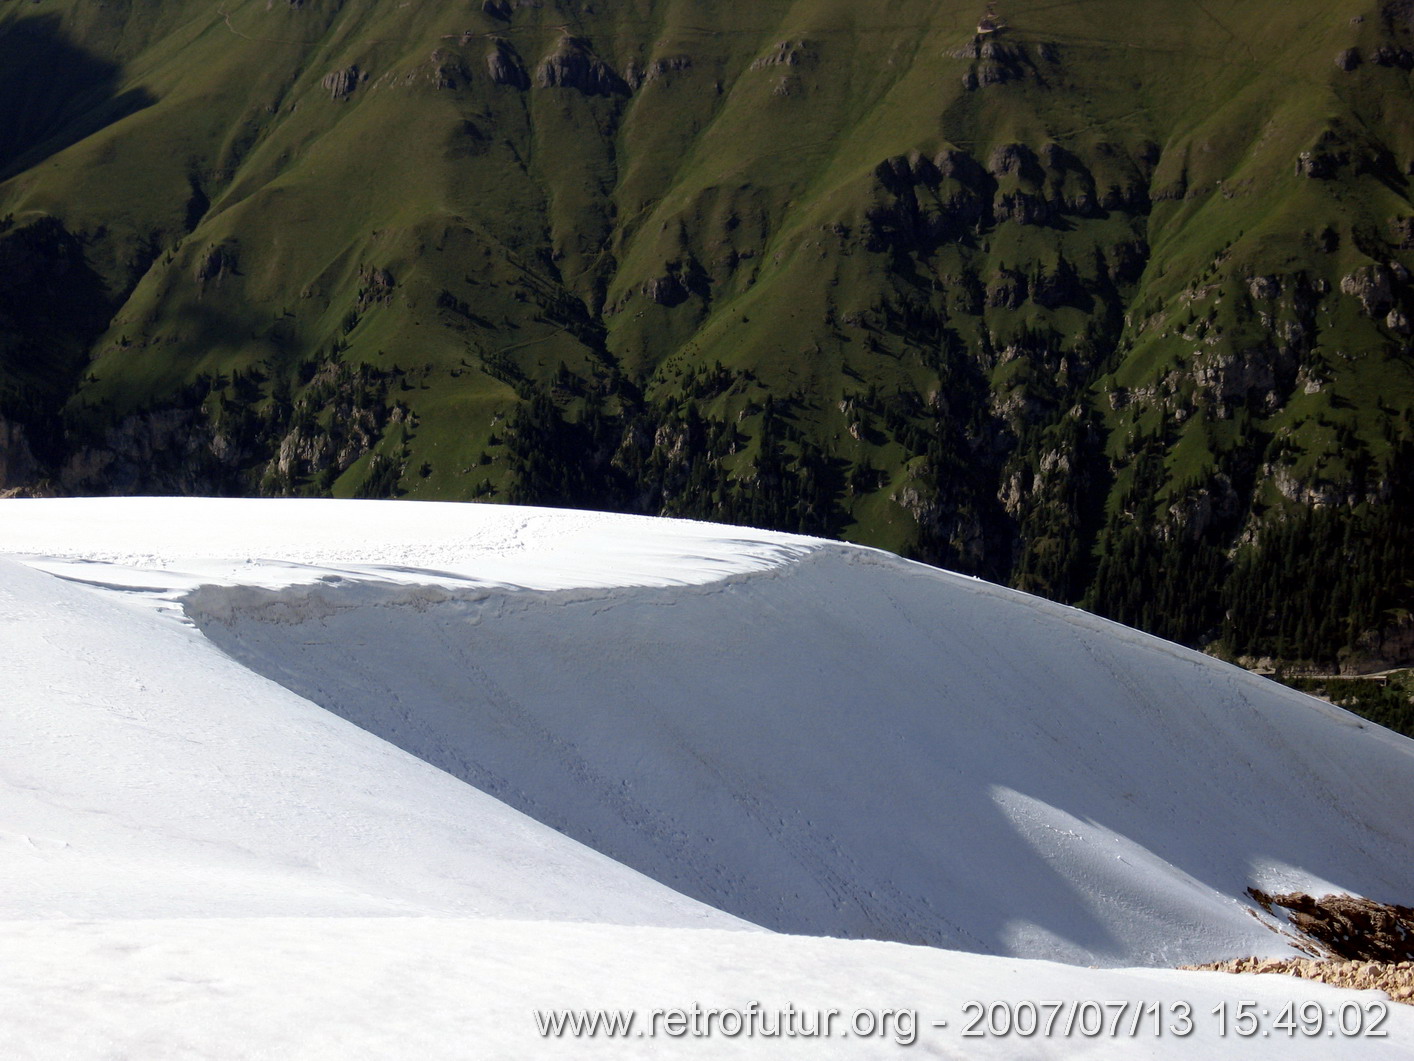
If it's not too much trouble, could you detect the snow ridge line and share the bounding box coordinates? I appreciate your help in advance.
[156,535,1410,783]
[177,537,1407,750]
[838,546,1405,741]
[179,541,829,627]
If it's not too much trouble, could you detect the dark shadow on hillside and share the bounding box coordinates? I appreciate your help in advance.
[0,215,113,462]
[0,14,156,179]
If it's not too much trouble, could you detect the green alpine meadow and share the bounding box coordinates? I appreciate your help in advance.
[2,0,1413,674]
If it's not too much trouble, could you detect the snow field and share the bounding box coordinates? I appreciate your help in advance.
[2,497,1414,1058]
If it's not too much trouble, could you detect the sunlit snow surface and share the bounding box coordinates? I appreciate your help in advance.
[3,497,1414,1059]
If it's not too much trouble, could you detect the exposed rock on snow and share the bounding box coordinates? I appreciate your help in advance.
[1247,890,1414,963]
[1185,955,1414,1005]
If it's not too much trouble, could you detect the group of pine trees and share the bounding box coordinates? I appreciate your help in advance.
[502,371,843,537]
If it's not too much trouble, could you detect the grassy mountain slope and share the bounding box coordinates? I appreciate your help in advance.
[2,0,1413,667]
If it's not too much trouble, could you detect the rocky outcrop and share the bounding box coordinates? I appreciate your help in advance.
[1247,889,1414,964]
[535,35,628,95]
[427,49,471,90]
[627,54,693,89]
[1296,151,1339,178]
[1336,46,1364,69]
[321,65,361,101]
[1248,274,1280,301]
[891,471,989,571]
[874,153,937,192]
[1192,348,1294,415]
[993,190,1056,225]
[59,408,220,494]
[485,38,529,88]
[865,193,947,252]
[1184,956,1414,1005]
[1373,44,1414,68]
[194,243,237,288]
[750,39,814,69]
[644,54,691,83]
[355,266,395,309]
[934,147,990,187]
[54,356,408,497]
[645,274,687,306]
[1345,615,1414,671]
[864,151,995,253]
[1341,263,1398,315]
[1039,142,1102,216]
[826,138,1153,272]
[956,36,1050,90]
[1296,129,1351,178]
[988,142,1043,182]
[642,258,708,306]
[1295,124,1398,181]
[1267,463,1362,507]
[981,141,1111,226]
[1165,476,1240,541]
[275,405,392,481]
[1098,179,1150,212]
[985,267,1028,308]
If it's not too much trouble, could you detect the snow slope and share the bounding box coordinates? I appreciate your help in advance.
[0,551,742,927]
[5,917,1413,1060]
[3,496,1414,1058]
[16,497,1404,966]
